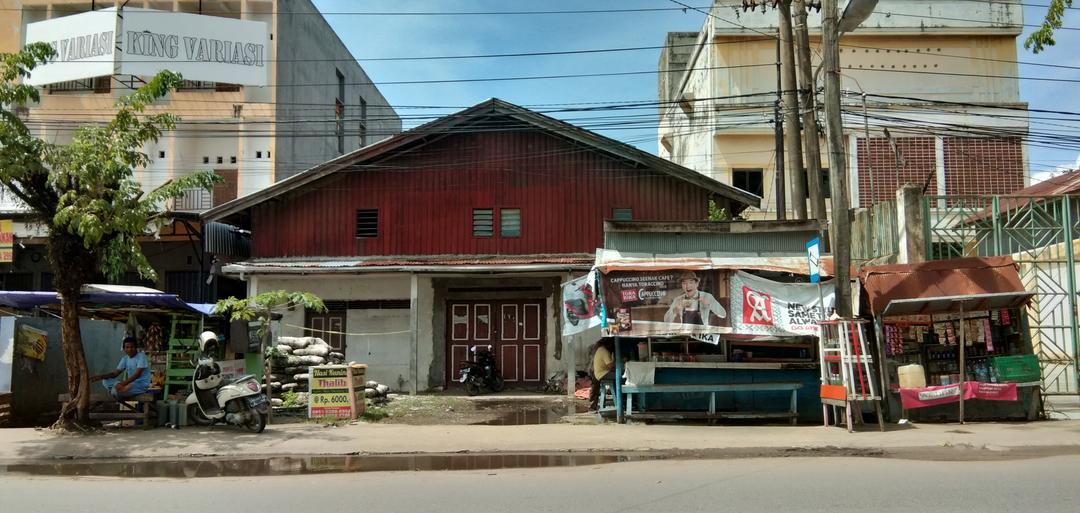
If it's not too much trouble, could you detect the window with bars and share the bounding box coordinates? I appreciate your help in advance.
[473,209,494,237]
[355,209,379,238]
[501,208,521,237]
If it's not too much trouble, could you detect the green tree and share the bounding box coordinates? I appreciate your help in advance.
[1026,0,1073,53]
[0,44,220,426]
[215,291,326,421]
[707,198,728,222]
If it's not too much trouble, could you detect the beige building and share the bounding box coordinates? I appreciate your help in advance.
[659,0,1028,219]
[0,0,401,213]
[0,0,400,300]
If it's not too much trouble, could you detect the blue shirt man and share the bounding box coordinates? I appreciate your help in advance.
[92,337,152,398]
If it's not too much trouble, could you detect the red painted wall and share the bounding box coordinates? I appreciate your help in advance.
[252,129,710,258]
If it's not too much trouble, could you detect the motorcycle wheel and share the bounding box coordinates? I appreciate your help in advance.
[464,380,481,396]
[490,375,506,393]
[245,410,267,433]
[188,404,212,426]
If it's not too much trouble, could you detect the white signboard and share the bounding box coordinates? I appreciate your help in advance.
[23,8,269,87]
[23,10,117,85]
[119,8,269,86]
[729,271,835,337]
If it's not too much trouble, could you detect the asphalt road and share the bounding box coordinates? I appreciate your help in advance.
[2,455,1078,513]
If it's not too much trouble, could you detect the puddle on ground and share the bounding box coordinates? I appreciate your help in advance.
[2,453,663,479]
[472,401,589,426]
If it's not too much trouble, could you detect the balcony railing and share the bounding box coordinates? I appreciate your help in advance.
[174,188,214,212]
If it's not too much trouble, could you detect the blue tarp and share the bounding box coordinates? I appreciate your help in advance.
[0,290,206,317]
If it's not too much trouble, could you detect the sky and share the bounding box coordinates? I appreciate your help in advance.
[313,0,1080,181]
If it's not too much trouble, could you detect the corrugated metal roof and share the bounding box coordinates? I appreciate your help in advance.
[594,249,826,276]
[963,170,1080,224]
[223,253,595,274]
[203,99,759,222]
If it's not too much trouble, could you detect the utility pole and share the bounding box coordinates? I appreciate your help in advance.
[773,34,787,221]
[792,0,827,223]
[780,0,807,220]
[822,0,852,317]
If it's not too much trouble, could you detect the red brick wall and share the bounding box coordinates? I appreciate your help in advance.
[855,136,1026,206]
[943,137,1025,195]
[855,137,937,207]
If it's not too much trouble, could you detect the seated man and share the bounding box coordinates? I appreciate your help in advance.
[589,339,616,411]
[92,336,152,399]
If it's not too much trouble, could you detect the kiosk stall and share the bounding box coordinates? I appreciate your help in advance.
[582,255,834,423]
[860,257,1042,422]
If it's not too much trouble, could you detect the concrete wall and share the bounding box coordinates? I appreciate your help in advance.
[8,316,127,425]
[273,0,401,180]
[248,273,435,391]
[245,272,571,391]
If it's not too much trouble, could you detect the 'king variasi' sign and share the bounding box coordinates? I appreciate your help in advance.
[23,7,269,87]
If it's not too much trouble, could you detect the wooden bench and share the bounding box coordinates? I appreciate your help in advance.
[58,391,158,429]
[620,382,803,425]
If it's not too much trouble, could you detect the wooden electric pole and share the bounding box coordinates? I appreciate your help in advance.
[792,0,827,223]
[822,0,852,317]
[779,0,807,220]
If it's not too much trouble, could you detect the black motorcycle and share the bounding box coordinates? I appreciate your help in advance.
[459,345,506,396]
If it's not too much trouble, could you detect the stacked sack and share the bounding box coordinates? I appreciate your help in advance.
[266,336,346,406]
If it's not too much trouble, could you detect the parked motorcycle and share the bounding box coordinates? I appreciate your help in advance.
[459,345,505,396]
[185,331,269,433]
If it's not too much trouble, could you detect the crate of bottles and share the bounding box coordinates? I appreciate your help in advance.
[989,354,1041,383]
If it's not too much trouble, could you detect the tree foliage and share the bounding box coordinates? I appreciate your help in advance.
[215,291,327,342]
[0,43,220,425]
[1026,0,1074,53]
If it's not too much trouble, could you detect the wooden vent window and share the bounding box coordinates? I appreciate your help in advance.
[355,209,379,238]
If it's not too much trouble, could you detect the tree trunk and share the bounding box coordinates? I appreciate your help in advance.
[56,291,90,425]
[48,233,96,428]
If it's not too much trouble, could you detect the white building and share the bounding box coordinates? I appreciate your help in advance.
[659,0,1029,219]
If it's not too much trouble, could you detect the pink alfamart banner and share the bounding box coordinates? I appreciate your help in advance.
[900,382,1018,410]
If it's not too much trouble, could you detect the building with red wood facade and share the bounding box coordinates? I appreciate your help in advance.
[205,99,758,391]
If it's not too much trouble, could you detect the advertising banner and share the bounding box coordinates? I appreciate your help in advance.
[600,269,732,342]
[899,381,1018,410]
[728,271,835,337]
[23,8,269,87]
[119,8,269,86]
[308,364,366,419]
[23,10,117,86]
[0,220,13,263]
[561,271,602,337]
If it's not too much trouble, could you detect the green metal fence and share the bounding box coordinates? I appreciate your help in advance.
[924,195,1080,395]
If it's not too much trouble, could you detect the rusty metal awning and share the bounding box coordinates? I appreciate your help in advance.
[859,256,1027,316]
[880,291,1035,317]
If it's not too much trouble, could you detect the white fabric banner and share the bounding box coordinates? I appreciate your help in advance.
[729,271,835,336]
[561,270,601,337]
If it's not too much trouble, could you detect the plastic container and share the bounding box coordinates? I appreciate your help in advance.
[989,355,1041,383]
[897,364,926,389]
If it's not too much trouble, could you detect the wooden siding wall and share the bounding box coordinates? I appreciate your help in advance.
[252,129,711,257]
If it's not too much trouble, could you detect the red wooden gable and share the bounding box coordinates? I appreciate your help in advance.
[250,128,712,258]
